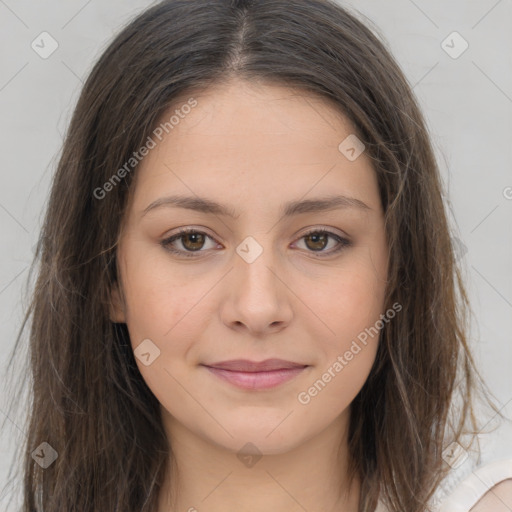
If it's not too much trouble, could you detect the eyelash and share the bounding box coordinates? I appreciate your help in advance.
[160,227,352,259]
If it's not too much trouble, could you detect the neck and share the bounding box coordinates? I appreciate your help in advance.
[157,408,360,512]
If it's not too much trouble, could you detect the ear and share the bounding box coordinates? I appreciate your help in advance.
[109,282,127,323]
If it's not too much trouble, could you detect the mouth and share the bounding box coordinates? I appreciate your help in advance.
[201,359,310,390]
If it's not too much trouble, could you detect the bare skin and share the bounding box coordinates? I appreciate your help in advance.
[110,78,390,512]
[469,480,512,511]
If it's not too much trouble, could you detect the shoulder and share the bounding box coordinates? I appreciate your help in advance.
[468,478,512,511]
[437,458,512,512]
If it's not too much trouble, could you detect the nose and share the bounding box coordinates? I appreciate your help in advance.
[219,243,293,336]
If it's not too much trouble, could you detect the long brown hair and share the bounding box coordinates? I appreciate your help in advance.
[2,0,504,511]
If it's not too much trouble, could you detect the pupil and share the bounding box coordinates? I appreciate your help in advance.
[307,233,327,251]
[184,233,204,250]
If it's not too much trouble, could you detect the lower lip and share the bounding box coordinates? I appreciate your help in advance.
[203,366,308,390]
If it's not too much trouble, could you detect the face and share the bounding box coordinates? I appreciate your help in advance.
[110,78,389,456]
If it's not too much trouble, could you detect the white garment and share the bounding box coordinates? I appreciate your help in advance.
[375,416,512,512]
[437,458,512,512]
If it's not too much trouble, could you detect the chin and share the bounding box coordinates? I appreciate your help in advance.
[205,416,312,457]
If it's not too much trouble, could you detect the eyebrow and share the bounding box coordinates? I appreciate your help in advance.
[141,194,372,219]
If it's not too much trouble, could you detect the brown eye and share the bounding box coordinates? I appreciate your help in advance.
[304,232,329,251]
[161,229,218,258]
[161,227,351,259]
[180,232,206,251]
[295,229,351,257]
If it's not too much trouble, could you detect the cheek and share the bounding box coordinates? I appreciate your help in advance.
[121,245,212,339]
[297,343,377,421]
[118,251,212,405]
[298,249,386,405]
[307,252,387,343]
[296,273,383,418]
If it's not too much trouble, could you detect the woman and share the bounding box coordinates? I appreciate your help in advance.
[3,0,511,510]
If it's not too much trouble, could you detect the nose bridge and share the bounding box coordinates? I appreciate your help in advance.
[234,233,280,297]
[219,231,293,333]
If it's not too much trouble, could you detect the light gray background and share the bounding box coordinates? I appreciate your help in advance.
[1,0,511,509]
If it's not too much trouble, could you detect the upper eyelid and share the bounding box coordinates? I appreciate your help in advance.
[165,226,349,243]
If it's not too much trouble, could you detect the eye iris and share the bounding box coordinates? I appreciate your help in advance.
[182,232,205,251]
[305,232,328,251]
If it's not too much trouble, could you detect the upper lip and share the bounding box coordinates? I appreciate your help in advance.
[203,359,308,372]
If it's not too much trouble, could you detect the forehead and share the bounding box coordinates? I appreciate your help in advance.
[166,79,356,145]
[128,78,381,216]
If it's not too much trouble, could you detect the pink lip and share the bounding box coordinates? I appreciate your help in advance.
[201,359,309,390]
[204,358,307,372]
[204,366,307,390]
